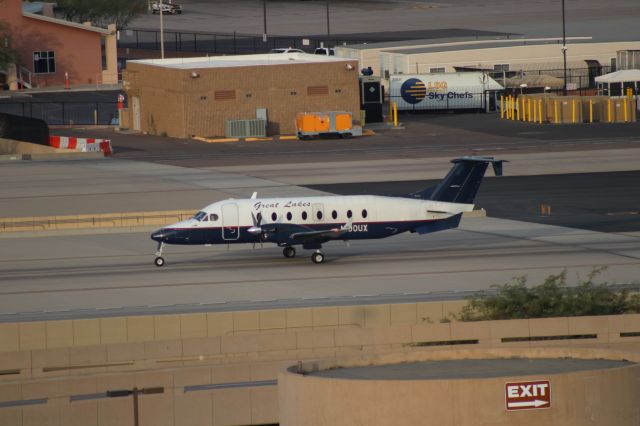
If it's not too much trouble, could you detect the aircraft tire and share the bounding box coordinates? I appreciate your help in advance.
[154,257,165,267]
[311,252,324,264]
[283,247,296,258]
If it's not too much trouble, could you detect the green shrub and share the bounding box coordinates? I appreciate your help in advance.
[456,267,640,321]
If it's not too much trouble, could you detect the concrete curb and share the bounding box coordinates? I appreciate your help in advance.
[0,152,105,162]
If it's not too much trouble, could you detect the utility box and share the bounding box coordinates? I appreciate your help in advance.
[295,111,362,139]
[225,119,266,138]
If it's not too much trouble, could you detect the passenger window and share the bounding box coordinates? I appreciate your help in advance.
[362,209,368,219]
[271,212,277,221]
[316,211,323,220]
[347,210,352,219]
[287,212,292,221]
[302,211,307,220]
[209,214,219,221]
[332,210,337,220]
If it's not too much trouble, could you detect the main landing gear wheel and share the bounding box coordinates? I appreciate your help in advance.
[311,251,325,264]
[154,257,165,267]
[283,246,296,258]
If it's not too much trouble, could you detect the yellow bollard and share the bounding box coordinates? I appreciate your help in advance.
[571,99,576,124]
[533,100,537,123]
[512,96,516,121]
[516,97,520,121]
[589,98,593,123]
[500,96,504,119]
[527,99,531,122]
[624,98,628,122]
[608,99,612,123]
[554,100,558,124]
[521,97,525,121]
[393,102,398,127]
[538,99,543,124]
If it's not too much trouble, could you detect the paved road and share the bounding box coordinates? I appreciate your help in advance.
[307,171,640,233]
[50,114,640,167]
[128,0,640,42]
[1,217,638,321]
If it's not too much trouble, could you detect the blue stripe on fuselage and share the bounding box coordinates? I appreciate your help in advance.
[153,216,461,246]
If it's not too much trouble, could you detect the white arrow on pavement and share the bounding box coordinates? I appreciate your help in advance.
[508,400,549,408]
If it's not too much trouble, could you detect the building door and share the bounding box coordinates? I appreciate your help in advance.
[222,203,239,240]
[132,96,141,131]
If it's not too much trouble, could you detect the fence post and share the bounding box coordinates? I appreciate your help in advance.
[194,33,197,51]
[233,31,236,54]
[62,102,65,125]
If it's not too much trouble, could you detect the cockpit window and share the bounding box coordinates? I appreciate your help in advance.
[210,214,219,221]
[193,211,207,221]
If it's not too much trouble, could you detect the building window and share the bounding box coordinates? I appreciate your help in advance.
[307,86,329,96]
[214,90,236,101]
[493,64,510,72]
[33,51,55,74]
[290,91,297,96]
[334,89,342,93]
[429,67,445,73]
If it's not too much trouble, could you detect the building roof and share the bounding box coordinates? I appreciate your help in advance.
[381,37,594,55]
[340,36,593,53]
[595,69,640,83]
[129,53,355,70]
[22,11,112,35]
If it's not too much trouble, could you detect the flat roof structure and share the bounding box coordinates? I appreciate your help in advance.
[129,53,352,70]
[307,358,633,380]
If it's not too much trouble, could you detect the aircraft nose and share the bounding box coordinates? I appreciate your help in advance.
[151,228,175,242]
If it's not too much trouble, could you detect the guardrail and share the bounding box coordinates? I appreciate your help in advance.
[0,210,196,232]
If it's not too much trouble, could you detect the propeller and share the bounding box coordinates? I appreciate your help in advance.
[249,212,267,249]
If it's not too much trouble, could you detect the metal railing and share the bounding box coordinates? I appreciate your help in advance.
[0,101,121,125]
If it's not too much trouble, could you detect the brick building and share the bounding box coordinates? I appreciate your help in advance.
[122,54,360,138]
[2,0,117,89]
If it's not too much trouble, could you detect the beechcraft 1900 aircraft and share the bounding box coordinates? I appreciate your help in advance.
[150,156,504,266]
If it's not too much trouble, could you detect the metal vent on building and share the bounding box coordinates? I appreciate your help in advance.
[307,86,329,96]
[214,90,236,101]
[225,119,266,138]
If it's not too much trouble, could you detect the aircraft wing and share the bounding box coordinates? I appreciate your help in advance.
[289,219,352,242]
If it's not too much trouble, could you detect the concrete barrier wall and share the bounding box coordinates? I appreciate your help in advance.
[0,210,196,232]
[0,305,639,426]
[279,348,640,426]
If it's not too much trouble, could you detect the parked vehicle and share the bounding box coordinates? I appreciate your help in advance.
[314,47,335,56]
[151,2,182,14]
[270,48,305,54]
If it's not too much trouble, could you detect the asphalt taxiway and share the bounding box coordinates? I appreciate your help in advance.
[1,217,638,322]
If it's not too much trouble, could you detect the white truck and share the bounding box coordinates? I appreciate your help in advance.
[151,1,182,14]
[389,72,503,112]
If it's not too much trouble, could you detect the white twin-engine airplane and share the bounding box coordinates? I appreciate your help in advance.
[151,156,504,266]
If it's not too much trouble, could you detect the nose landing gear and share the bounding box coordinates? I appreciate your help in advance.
[155,242,165,267]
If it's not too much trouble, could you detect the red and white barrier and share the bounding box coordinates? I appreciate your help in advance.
[49,136,112,156]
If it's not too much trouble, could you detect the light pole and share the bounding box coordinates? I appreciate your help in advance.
[326,1,331,37]
[262,0,268,43]
[107,387,164,426]
[159,0,165,59]
[561,0,567,95]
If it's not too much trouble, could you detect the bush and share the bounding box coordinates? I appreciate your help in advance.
[456,267,640,321]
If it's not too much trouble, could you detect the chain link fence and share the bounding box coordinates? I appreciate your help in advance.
[0,102,120,125]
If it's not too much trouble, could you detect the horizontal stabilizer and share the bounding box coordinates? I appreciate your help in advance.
[415,213,462,234]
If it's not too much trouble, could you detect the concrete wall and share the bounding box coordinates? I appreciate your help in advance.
[124,59,360,138]
[0,304,639,426]
[279,347,640,426]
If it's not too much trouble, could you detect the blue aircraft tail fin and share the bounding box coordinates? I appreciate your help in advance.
[410,156,504,204]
